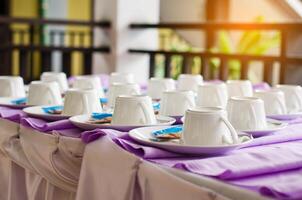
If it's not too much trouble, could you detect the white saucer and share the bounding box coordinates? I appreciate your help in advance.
[23,105,70,121]
[129,126,253,155]
[239,119,288,137]
[267,112,302,121]
[0,97,30,109]
[69,115,176,131]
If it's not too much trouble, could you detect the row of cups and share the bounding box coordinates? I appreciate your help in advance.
[146,76,302,116]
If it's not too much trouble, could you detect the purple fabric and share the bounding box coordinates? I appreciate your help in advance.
[268,115,302,124]
[20,117,82,137]
[85,122,302,200]
[0,106,27,123]
[252,82,271,91]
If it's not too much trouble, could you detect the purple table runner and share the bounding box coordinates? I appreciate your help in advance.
[81,122,302,200]
[2,98,302,199]
[0,106,82,137]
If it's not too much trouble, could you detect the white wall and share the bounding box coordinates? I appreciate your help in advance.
[160,0,206,48]
[44,0,68,72]
[94,0,160,83]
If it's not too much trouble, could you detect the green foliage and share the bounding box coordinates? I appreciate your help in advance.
[155,16,281,80]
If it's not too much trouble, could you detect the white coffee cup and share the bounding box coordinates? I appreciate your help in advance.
[226,80,253,98]
[227,96,267,130]
[159,90,195,116]
[107,83,141,108]
[147,78,176,100]
[112,95,157,125]
[73,76,105,98]
[177,74,203,92]
[254,89,287,115]
[109,72,135,84]
[182,107,238,146]
[62,89,103,116]
[197,82,228,108]
[41,72,69,93]
[275,85,302,113]
[28,81,63,106]
[0,76,26,97]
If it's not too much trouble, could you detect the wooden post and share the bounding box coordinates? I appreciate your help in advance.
[41,51,52,72]
[241,60,249,79]
[279,30,287,84]
[149,53,155,78]
[19,50,29,81]
[181,56,191,74]
[29,24,35,81]
[219,58,228,81]
[263,61,274,85]
[62,52,72,77]
[83,52,92,74]
[201,58,210,80]
[164,54,171,78]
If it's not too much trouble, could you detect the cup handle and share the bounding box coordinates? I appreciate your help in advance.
[214,89,224,106]
[275,98,287,114]
[293,92,302,110]
[138,101,154,124]
[8,81,16,96]
[46,87,59,104]
[247,105,258,129]
[220,116,239,144]
[130,88,140,95]
[82,95,90,114]
[183,95,195,108]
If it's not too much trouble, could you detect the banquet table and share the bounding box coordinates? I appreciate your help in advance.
[0,104,302,200]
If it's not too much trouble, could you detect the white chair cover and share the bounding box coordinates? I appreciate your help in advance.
[20,125,84,199]
[76,136,141,200]
[76,136,229,200]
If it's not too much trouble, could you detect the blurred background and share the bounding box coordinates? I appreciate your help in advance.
[1,0,302,85]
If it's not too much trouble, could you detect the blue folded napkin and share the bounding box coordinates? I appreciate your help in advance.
[100,98,108,104]
[152,125,183,137]
[153,102,160,111]
[42,105,63,114]
[91,113,112,120]
[11,97,27,105]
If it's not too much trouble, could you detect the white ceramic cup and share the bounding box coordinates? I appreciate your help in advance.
[73,76,105,98]
[28,81,63,106]
[41,72,69,93]
[177,74,203,92]
[226,80,253,98]
[254,89,287,115]
[227,96,267,130]
[112,95,157,125]
[62,89,103,116]
[147,78,176,100]
[197,82,228,108]
[182,107,238,146]
[0,76,26,97]
[275,85,302,113]
[109,72,135,84]
[107,83,141,108]
[159,90,195,116]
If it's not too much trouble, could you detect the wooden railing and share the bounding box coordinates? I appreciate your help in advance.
[129,22,302,84]
[0,16,110,82]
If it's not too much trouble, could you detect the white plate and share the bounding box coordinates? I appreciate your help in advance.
[23,105,70,121]
[129,126,253,155]
[0,97,31,109]
[267,112,302,121]
[239,119,288,137]
[69,115,176,131]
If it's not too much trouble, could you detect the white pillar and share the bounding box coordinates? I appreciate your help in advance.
[94,0,160,84]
